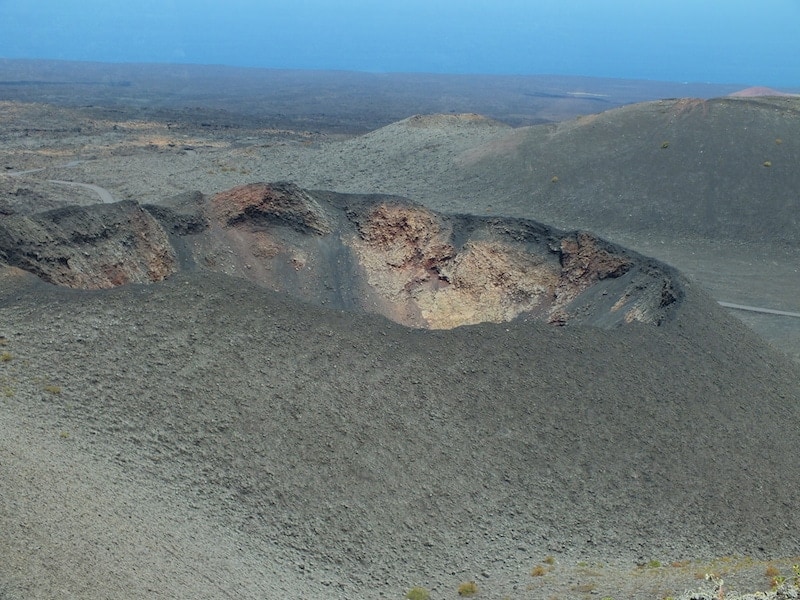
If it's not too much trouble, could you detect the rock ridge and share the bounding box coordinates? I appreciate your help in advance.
[0,182,684,329]
[0,200,176,288]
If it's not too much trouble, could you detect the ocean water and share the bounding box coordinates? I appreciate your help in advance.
[0,0,799,87]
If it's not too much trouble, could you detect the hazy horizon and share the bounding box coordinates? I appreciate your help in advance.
[1,1,799,88]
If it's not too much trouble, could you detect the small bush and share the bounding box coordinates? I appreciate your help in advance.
[772,564,800,590]
[0,351,12,362]
[670,560,690,568]
[543,555,555,565]
[44,385,62,395]
[531,565,547,577]
[405,586,430,600]
[765,565,780,579]
[458,581,478,597]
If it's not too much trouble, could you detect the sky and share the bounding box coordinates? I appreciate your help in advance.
[1,0,799,88]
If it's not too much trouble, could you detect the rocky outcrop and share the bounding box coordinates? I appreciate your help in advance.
[195,184,684,328]
[0,201,177,288]
[0,183,684,328]
[143,190,209,235]
[344,203,679,328]
[211,182,331,235]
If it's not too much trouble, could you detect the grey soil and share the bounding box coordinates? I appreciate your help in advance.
[3,269,800,600]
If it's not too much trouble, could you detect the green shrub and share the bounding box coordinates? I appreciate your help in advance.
[405,586,430,600]
[458,581,478,597]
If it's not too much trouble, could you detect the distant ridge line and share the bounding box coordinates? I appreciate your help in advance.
[0,80,131,87]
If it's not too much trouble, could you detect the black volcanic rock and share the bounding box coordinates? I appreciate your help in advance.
[143,190,208,235]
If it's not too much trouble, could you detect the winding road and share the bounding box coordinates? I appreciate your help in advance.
[7,160,116,204]
[45,179,115,204]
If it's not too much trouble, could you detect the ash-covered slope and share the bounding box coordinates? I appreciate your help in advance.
[0,184,798,599]
[1,263,799,599]
[0,183,683,329]
[298,97,800,245]
[452,96,800,243]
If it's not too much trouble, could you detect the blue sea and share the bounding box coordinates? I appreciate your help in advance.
[1,0,798,87]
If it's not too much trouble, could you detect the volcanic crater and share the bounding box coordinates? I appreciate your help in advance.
[0,181,682,329]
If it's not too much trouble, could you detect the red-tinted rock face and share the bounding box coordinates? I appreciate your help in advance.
[198,185,683,329]
[211,182,331,235]
[556,232,632,303]
[345,204,660,328]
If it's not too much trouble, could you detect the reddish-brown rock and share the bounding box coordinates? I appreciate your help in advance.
[211,182,331,235]
[0,183,683,328]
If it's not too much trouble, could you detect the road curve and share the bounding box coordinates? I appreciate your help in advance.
[47,179,116,204]
[718,301,800,319]
[7,160,116,204]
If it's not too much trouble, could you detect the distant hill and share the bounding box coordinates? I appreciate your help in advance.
[729,86,800,97]
[297,98,800,247]
[449,96,800,245]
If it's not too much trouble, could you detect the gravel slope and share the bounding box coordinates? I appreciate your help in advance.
[2,267,800,599]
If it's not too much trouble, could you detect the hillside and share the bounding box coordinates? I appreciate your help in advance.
[2,63,800,599]
[2,263,800,599]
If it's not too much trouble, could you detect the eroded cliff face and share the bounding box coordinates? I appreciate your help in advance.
[344,202,669,328]
[0,182,683,329]
[211,182,331,235]
[0,201,176,288]
[200,183,683,328]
